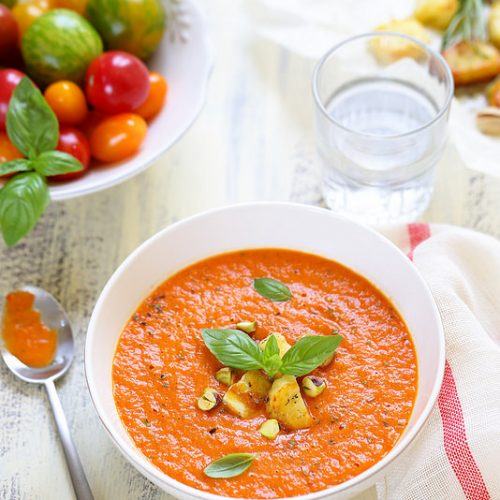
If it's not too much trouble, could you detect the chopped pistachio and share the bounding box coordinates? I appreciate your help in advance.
[302,376,326,398]
[236,320,257,334]
[197,388,222,411]
[259,419,280,440]
[215,367,236,386]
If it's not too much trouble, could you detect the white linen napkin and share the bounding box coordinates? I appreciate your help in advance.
[375,223,500,500]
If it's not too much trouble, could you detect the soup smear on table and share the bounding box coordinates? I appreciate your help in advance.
[113,249,417,498]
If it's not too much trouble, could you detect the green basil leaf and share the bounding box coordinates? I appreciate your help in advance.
[0,172,50,246]
[6,77,58,159]
[32,151,83,177]
[263,333,280,359]
[262,335,282,377]
[280,335,343,376]
[204,453,256,478]
[0,159,32,177]
[202,328,264,371]
[253,277,292,302]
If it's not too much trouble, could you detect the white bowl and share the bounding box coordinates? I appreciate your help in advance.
[85,202,445,500]
[22,0,212,200]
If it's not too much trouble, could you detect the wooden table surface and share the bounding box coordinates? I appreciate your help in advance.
[2,1,500,499]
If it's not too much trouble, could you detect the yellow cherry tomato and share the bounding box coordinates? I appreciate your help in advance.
[134,72,168,121]
[90,113,147,163]
[44,80,88,125]
[12,0,53,42]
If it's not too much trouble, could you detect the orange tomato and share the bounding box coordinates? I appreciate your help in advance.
[0,132,22,164]
[54,0,88,15]
[90,113,147,163]
[44,81,88,125]
[134,72,168,120]
[12,0,53,42]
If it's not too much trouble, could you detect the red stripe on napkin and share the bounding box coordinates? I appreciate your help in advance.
[408,223,431,260]
[406,223,490,500]
[438,362,491,500]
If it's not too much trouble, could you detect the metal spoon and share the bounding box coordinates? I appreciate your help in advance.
[1,286,94,500]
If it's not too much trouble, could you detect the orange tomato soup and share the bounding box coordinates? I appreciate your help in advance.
[113,249,417,498]
[2,291,57,368]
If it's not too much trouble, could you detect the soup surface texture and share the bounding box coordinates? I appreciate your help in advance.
[113,249,417,498]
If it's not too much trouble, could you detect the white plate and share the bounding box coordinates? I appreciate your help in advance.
[35,0,212,200]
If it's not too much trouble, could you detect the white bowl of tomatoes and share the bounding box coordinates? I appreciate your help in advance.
[0,0,212,202]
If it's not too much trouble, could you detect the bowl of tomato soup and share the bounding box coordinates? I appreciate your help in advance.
[86,202,444,500]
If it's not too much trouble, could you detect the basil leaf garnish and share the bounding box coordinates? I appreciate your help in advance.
[6,77,58,159]
[202,329,264,371]
[263,334,280,358]
[253,277,292,302]
[0,172,49,246]
[280,335,343,376]
[204,453,256,478]
[32,151,83,177]
[262,334,282,377]
[0,159,31,177]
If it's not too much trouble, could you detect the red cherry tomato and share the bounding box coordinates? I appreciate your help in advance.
[52,126,91,181]
[0,5,21,67]
[0,69,25,131]
[85,51,150,114]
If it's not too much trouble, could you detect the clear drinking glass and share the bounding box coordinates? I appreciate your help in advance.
[312,33,454,223]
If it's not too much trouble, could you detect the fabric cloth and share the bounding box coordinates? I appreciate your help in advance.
[373,223,500,500]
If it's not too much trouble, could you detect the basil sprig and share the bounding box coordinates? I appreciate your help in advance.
[0,77,83,246]
[204,453,256,479]
[253,277,292,302]
[201,329,342,378]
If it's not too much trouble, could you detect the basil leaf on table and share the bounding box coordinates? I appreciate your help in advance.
[204,453,256,478]
[0,159,32,177]
[280,335,343,376]
[253,277,292,302]
[6,77,59,159]
[202,329,265,371]
[0,172,50,246]
[33,151,83,177]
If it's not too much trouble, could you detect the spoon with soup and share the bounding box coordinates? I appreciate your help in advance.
[1,286,94,500]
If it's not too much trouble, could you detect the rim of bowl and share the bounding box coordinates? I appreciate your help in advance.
[311,32,454,140]
[85,201,445,500]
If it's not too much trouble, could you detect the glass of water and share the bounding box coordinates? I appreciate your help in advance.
[312,33,453,223]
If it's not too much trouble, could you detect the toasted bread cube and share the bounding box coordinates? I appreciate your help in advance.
[371,18,431,64]
[267,375,313,430]
[240,370,271,403]
[414,0,458,31]
[259,333,291,358]
[223,381,259,418]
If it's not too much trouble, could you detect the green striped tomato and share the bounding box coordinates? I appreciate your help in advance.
[22,9,103,86]
[86,0,166,61]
